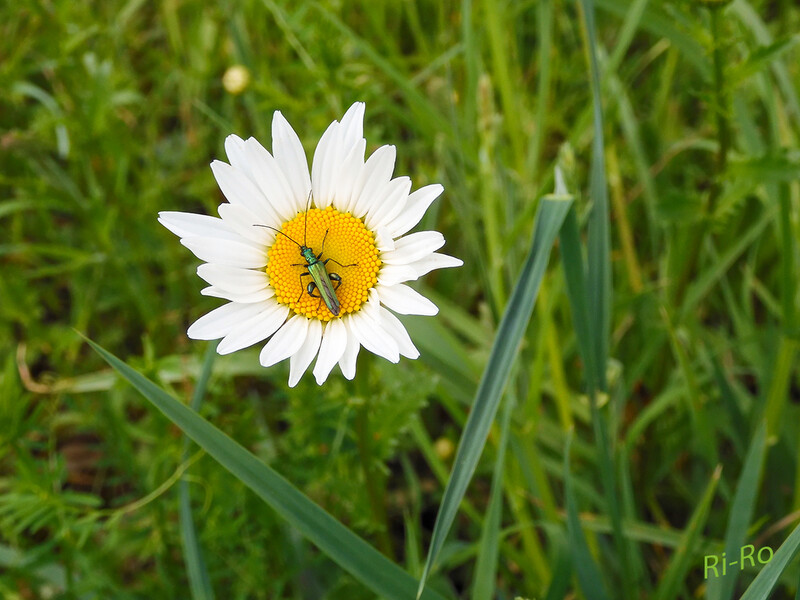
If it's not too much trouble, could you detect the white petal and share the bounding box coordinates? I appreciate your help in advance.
[244,137,299,221]
[319,103,367,211]
[378,284,438,316]
[405,253,463,279]
[374,226,395,252]
[335,138,366,211]
[311,121,341,209]
[217,303,289,355]
[313,319,348,384]
[197,264,269,295]
[224,135,250,173]
[351,145,396,219]
[288,319,322,387]
[217,203,274,246]
[348,305,400,363]
[338,319,361,380]
[272,111,312,213]
[180,236,266,268]
[365,176,411,232]
[158,212,238,240]
[377,264,418,286]
[210,160,276,224]
[382,231,444,265]
[385,184,443,238]
[259,314,310,367]
[378,306,419,359]
[339,102,365,148]
[201,286,274,303]
[187,302,266,340]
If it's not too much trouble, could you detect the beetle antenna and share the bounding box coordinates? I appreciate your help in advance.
[303,189,312,246]
[253,224,302,248]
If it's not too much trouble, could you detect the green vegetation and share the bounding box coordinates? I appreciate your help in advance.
[1,0,799,598]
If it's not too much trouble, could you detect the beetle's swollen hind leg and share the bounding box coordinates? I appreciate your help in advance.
[297,272,311,303]
[305,281,324,312]
[328,272,342,290]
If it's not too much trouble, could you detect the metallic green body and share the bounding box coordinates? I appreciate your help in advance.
[301,246,341,316]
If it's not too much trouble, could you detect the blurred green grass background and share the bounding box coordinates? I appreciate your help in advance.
[1,0,799,598]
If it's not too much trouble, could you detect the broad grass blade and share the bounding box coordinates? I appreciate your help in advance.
[706,421,767,600]
[416,195,572,598]
[558,207,600,391]
[577,2,631,595]
[83,337,447,600]
[471,390,514,600]
[740,521,800,600]
[580,0,612,395]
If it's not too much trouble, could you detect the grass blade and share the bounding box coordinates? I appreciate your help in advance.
[653,466,722,600]
[706,421,768,600]
[543,530,572,600]
[558,206,600,391]
[564,430,611,600]
[82,336,447,600]
[740,521,800,600]
[179,342,217,600]
[579,0,612,394]
[416,194,573,598]
[471,390,514,600]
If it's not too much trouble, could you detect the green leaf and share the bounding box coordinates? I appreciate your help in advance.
[82,336,447,600]
[656,192,705,225]
[729,153,800,182]
[416,195,572,598]
[729,36,800,85]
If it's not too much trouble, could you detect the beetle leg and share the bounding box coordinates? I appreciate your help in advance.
[297,272,310,303]
[328,272,342,290]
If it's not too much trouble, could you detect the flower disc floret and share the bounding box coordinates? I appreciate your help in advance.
[267,206,381,321]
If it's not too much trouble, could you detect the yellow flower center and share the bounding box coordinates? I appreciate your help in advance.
[267,206,381,321]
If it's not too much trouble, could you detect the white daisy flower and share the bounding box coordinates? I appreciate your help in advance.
[159,102,463,387]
